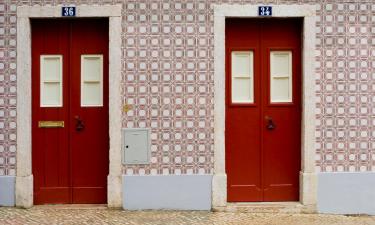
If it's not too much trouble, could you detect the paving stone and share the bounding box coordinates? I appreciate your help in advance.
[0,207,374,225]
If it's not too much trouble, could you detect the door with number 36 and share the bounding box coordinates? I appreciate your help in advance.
[32,19,109,204]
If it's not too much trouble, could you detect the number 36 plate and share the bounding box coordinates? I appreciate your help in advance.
[62,6,76,17]
[258,6,272,16]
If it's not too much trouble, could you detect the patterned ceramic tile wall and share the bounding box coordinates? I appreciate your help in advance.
[315,1,375,172]
[0,0,375,176]
[0,1,17,176]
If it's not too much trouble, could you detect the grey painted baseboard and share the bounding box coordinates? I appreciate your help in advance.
[0,176,15,206]
[318,172,375,215]
[123,175,212,210]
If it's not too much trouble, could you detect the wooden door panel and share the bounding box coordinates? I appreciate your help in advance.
[32,20,71,204]
[70,19,109,203]
[226,19,301,202]
[226,109,262,202]
[261,20,301,201]
[72,187,107,204]
[226,19,262,201]
[32,19,108,204]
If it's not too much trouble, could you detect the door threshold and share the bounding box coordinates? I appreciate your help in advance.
[33,204,108,210]
[214,202,316,214]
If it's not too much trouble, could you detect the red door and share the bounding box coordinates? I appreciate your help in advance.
[32,19,109,204]
[226,19,302,202]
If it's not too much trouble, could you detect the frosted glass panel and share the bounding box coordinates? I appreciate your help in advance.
[272,78,290,102]
[270,51,292,102]
[232,78,252,103]
[82,56,102,81]
[82,83,102,106]
[81,55,103,106]
[43,57,61,81]
[232,52,253,77]
[40,55,62,107]
[42,83,61,106]
[231,51,254,103]
[271,53,290,76]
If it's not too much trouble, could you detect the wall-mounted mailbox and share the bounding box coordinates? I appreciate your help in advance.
[122,128,150,165]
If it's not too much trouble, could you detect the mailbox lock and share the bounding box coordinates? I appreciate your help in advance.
[126,145,129,148]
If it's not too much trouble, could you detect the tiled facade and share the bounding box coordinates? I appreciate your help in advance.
[0,0,375,176]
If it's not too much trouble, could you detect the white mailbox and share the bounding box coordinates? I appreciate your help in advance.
[122,128,151,164]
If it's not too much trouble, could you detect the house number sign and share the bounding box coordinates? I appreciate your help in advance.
[62,6,76,17]
[258,6,272,16]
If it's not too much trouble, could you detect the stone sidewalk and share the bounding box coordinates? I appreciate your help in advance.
[0,207,374,225]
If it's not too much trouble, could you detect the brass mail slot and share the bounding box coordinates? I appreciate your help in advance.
[38,121,64,128]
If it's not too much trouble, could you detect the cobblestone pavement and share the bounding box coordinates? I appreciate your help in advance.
[0,207,374,225]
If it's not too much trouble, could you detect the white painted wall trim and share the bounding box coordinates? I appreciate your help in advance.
[212,4,317,209]
[16,4,123,208]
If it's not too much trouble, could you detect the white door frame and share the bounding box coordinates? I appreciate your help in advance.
[16,5,123,208]
[212,4,318,208]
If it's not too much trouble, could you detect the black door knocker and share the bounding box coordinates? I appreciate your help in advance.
[265,116,276,130]
[74,115,85,131]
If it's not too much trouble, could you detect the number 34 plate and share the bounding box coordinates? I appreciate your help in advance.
[258,6,272,16]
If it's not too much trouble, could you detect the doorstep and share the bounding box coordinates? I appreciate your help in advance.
[32,204,108,210]
[213,202,316,213]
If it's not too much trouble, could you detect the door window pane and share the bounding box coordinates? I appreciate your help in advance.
[81,55,103,107]
[231,51,254,103]
[40,55,63,107]
[270,51,292,103]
